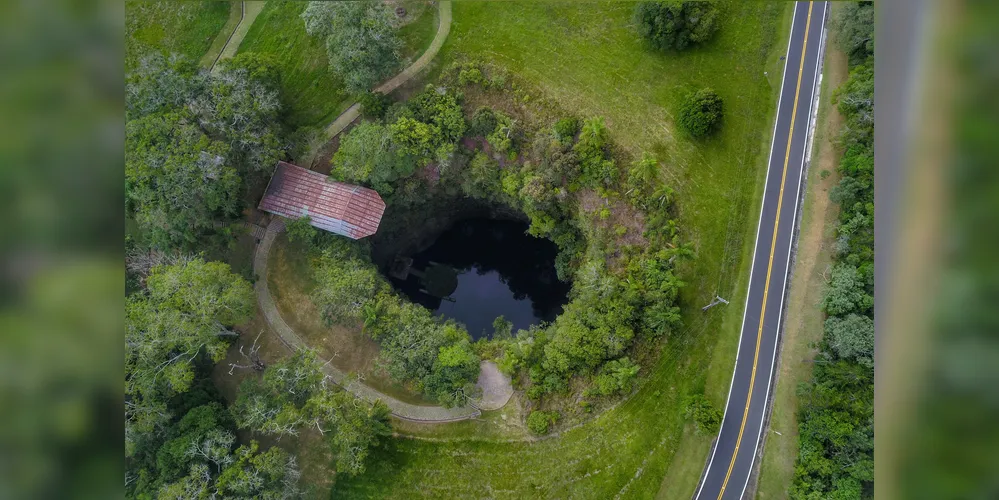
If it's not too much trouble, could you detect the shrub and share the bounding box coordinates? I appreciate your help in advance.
[469,107,498,137]
[684,394,722,434]
[359,91,391,119]
[527,410,559,435]
[677,88,723,138]
[553,117,580,145]
[285,216,318,248]
[634,1,720,52]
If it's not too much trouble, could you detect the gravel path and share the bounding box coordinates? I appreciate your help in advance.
[254,217,481,422]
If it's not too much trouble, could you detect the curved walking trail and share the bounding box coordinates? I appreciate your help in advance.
[254,218,493,422]
[303,0,453,165]
[208,1,266,73]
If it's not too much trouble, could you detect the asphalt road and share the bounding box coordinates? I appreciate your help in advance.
[694,3,829,499]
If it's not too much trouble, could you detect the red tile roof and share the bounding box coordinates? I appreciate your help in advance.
[258,162,385,239]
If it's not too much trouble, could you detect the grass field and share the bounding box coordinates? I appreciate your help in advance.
[125,0,230,71]
[235,1,354,129]
[754,13,849,499]
[332,2,793,497]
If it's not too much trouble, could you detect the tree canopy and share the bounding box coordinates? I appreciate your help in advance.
[677,88,724,138]
[634,1,720,51]
[301,1,402,92]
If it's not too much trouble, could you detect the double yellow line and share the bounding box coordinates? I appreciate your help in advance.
[714,2,815,499]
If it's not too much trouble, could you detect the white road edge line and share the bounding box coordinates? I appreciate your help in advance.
[693,3,801,499]
[734,3,829,500]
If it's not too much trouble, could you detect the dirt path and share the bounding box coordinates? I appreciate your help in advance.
[303,0,453,166]
[209,1,266,73]
[254,217,482,422]
[474,361,514,411]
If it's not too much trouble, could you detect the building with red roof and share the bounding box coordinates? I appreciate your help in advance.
[258,161,385,239]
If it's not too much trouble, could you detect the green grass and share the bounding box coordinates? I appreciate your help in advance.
[399,3,438,58]
[235,1,354,129]
[125,0,231,71]
[333,2,792,498]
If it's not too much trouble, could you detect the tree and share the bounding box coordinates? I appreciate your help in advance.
[285,216,318,248]
[823,314,875,367]
[822,263,873,316]
[126,259,253,404]
[130,403,301,499]
[628,151,661,193]
[359,91,391,119]
[527,410,559,435]
[301,1,402,92]
[126,110,240,249]
[126,54,285,250]
[634,1,720,52]
[573,117,617,188]
[677,88,723,138]
[331,121,416,193]
[311,247,381,325]
[684,394,723,434]
[834,1,875,66]
[231,349,391,476]
[553,117,580,145]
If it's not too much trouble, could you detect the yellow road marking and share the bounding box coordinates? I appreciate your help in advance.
[715,2,814,498]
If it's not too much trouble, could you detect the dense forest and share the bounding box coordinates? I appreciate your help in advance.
[791,3,875,499]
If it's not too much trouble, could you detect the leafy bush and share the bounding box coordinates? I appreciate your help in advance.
[359,91,391,119]
[677,88,723,138]
[553,117,580,145]
[527,410,559,435]
[684,394,722,434]
[469,107,498,137]
[634,1,720,52]
[285,215,318,247]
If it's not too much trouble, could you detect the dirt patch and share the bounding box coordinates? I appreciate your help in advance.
[475,361,514,410]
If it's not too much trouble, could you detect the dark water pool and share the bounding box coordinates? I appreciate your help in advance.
[390,218,570,339]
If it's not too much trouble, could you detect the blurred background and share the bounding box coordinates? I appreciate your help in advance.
[0,0,994,498]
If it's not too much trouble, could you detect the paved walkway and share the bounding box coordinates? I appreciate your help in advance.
[254,217,481,422]
[303,1,453,166]
[210,1,266,73]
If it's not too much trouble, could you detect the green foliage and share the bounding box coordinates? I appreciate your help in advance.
[332,121,417,194]
[573,117,617,188]
[526,410,559,435]
[684,394,722,434]
[822,263,873,316]
[306,239,480,407]
[129,403,301,499]
[126,54,284,250]
[359,91,391,119]
[285,216,318,248]
[126,258,253,430]
[222,51,281,90]
[792,25,875,500]
[469,107,499,137]
[386,86,466,167]
[492,316,514,340]
[232,349,392,476]
[628,151,661,195]
[833,1,874,67]
[461,152,503,199]
[823,314,874,368]
[587,357,640,397]
[677,87,724,138]
[553,117,580,146]
[634,1,720,51]
[486,111,516,153]
[301,1,402,92]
